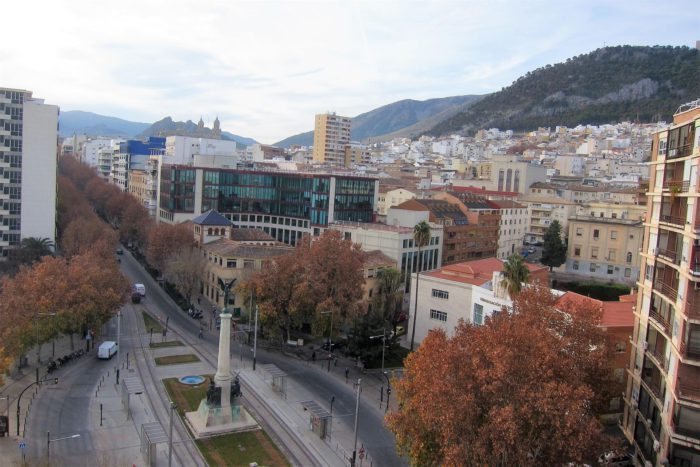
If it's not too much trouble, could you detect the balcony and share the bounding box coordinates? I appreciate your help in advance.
[647,347,668,372]
[660,214,686,228]
[680,340,700,361]
[668,143,694,160]
[657,247,681,265]
[663,180,691,193]
[677,380,700,403]
[653,281,678,302]
[648,308,672,335]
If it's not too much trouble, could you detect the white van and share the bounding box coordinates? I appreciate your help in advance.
[98,341,118,360]
[133,283,146,297]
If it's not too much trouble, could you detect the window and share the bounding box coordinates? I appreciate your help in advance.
[574,246,581,257]
[431,289,449,299]
[611,213,618,219]
[626,252,633,263]
[573,261,579,270]
[591,247,598,259]
[625,268,631,278]
[430,309,447,322]
[608,250,616,261]
[610,231,617,240]
[473,304,484,325]
[607,265,614,275]
[593,229,600,239]
[576,227,583,236]
[615,342,626,353]
[590,263,596,272]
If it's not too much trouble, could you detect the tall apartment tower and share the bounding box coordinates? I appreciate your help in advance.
[312,112,351,167]
[0,88,59,260]
[623,98,700,465]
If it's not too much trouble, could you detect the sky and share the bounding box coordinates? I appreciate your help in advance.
[1,0,698,143]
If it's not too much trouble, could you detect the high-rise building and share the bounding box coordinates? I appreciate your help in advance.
[313,112,351,167]
[0,87,59,260]
[623,98,700,465]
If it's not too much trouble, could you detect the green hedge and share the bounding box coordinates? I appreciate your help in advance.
[553,280,630,301]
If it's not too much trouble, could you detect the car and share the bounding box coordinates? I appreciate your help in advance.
[131,292,141,304]
[597,451,632,466]
[116,247,124,255]
[527,247,536,253]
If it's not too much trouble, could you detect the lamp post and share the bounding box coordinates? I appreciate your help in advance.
[369,327,387,374]
[47,431,80,465]
[35,312,57,365]
[382,371,392,413]
[351,378,361,467]
[253,304,259,371]
[321,310,333,372]
[168,401,176,467]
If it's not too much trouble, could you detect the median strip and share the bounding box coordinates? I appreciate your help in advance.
[154,354,201,366]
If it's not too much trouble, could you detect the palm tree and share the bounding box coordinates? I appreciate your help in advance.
[374,267,404,333]
[500,254,530,298]
[16,237,54,264]
[410,220,431,350]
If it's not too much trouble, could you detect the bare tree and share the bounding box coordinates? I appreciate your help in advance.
[163,247,207,305]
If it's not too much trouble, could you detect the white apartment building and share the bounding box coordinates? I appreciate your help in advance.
[97,144,118,180]
[0,88,58,259]
[489,199,529,259]
[408,258,549,346]
[517,195,577,244]
[81,138,120,168]
[330,218,443,293]
[165,135,241,165]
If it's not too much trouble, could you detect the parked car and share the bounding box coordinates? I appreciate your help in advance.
[597,451,632,466]
[116,247,123,255]
[133,283,146,297]
[97,341,118,360]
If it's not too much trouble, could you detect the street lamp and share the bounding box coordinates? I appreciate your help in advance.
[320,310,333,372]
[382,371,392,414]
[253,304,259,371]
[369,327,387,374]
[47,431,80,465]
[351,378,361,467]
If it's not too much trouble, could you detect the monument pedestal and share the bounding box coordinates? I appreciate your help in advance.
[185,399,258,438]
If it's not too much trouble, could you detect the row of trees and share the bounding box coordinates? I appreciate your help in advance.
[0,159,133,383]
[59,156,197,302]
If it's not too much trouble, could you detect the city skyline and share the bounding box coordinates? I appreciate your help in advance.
[0,0,697,143]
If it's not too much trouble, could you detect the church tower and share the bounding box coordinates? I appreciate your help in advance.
[197,116,205,136]
[212,116,221,139]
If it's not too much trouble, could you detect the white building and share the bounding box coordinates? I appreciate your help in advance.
[164,135,241,165]
[407,258,549,346]
[488,199,529,259]
[82,138,122,168]
[0,88,59,259]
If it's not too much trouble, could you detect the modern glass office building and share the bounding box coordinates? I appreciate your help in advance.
[158,165,377,245]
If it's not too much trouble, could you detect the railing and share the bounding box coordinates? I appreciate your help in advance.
[641,375,664,403]
[677,378,700,403]
[683,300,700,320]
[648,308,672,334]
[680,340,700,361]
[667,143,694,159]
[648,347,668,371]
[653,281,678,302]
[663,180,691,193]
[660,214,685,227]
[657,248,680,265]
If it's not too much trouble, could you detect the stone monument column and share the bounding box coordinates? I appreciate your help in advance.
[214,310,233,423]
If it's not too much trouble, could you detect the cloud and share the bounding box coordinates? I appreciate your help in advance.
[1,0,697,143]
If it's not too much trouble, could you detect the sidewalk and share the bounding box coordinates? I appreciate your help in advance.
[0,334,82,462]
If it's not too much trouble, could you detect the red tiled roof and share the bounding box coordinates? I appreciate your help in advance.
[554,291,634,328]
[423,257,547,286]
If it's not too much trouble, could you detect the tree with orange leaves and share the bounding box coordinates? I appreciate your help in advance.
[145,223,194,273]
[386,286,615,466]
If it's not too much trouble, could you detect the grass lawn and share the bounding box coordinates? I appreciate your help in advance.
[142,311,164,333]
[154,354,200,366]
[149,340,184,348]
[365,346,410,369]
[163,377,289,467]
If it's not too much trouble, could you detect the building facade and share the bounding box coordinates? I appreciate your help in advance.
[312,112,351,167]
[158,166,378,246]
[623,100,700,466]
[488,199,529,259]
[0,88,58,259]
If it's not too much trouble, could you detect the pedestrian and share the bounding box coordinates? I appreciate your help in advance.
[345,367,349,382]
[198,327,203,339]
[197,297,201,305]
[311,351,316,362]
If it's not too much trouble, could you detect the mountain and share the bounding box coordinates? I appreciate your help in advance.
[59,110,150,138]
[136,117,257,146]
[274,95,482,147]
[430,45,700,136]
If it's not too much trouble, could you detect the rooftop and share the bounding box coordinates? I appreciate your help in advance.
[202,238,293,258]
[554,291,635,328]
[424,257,547,287]
[192,210,233,227]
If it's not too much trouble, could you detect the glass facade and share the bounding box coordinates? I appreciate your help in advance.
[160,166,375,227]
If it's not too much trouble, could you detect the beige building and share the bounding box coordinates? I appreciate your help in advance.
[345,142,371,167]
[361,250,397,309]
[563,211,644,284]
[491,155,548,195]
[517,195,577,244]
[623,100,700,466]
[192,210,293,316]
[313,112,351,167]
[488,199,529,259]
[376,188,417,217]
